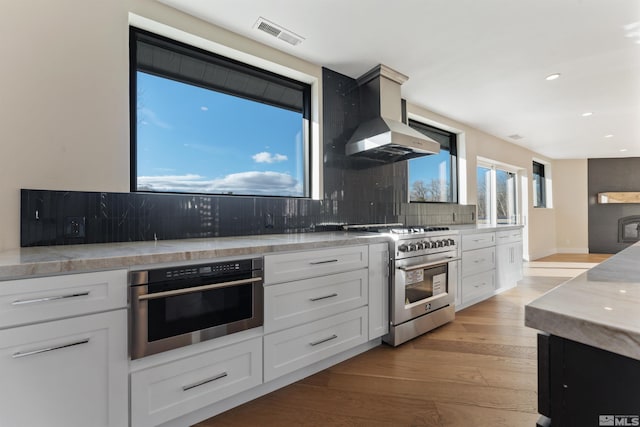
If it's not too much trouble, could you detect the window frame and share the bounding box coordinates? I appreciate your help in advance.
[407,120,459,204]
[476,159,520,226]
[532,161,546,208]
[129,26,313,198]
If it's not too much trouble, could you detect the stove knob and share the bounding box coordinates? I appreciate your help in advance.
[398,244,408,252]
[424,241,433,249]
[417,241,426,250]
[442,239,450,247]
[448,238,456,246]
[436,240,444,247]
[407,244,417,252]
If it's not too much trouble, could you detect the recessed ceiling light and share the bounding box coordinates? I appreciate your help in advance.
[545,73,561,81]
[581,112,593,117]
[604,134,614,138]
[620,148,628,152]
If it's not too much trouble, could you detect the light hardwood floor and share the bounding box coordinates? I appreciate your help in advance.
[194,256,600,427]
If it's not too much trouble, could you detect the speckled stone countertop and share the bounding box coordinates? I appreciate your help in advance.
[525,242,640,361]
[0,232,391,281]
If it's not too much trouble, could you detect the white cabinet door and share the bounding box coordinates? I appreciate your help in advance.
[0,310,128,427]
[130,337,262,427]
[0,269,127,328]
[264,269,368,333]
[496,240,523,291]
[264,307,368,382]
[368,243,389,339]
[264,245,368,284]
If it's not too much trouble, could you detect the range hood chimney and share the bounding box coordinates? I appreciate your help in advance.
[345,65,440,163]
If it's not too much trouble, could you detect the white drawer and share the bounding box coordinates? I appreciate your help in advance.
[462,232,496,251]
[496,229,523,245]
[130,337,262,427]
[461,270,496,305]
[264,269,368,333]
[264,245,368,284]
[0,270,127,329]
[462,246,495,277]
[264,307,368,382]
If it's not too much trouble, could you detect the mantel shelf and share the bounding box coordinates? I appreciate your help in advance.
[598,192,640,204]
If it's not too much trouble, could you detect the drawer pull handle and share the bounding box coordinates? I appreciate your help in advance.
[309,334,338,346]
[309,293,338,302]
[182,372,228,391]
[474,258,486,263]
[12,292,90,306]
[473,283,487,288]
[12,338,90,359]
[309,259,339,265]
[498,236,508,239]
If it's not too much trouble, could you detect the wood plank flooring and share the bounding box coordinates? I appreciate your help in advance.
[194,257,597,427]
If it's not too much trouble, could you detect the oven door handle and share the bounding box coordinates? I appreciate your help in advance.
[398,257,460,271]
[137,277,263,301]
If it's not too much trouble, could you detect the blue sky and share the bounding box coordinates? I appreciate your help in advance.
[136,72,304,196]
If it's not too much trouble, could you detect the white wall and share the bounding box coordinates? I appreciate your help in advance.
[406,104,557,260]
[0,0,322,251]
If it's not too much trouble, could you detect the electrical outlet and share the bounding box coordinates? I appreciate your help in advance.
[64,216,86,238]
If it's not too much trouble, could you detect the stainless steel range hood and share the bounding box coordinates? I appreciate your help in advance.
[346,64,440,163]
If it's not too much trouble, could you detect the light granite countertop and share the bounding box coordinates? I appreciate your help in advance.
[0,232,390,281]
[0,224,523,281]
[525,242,640,361]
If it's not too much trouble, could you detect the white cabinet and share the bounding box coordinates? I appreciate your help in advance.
[263,244,373,382]
[130,337,262,427]
[459,232,496,309]
[496,229,523,291]
[264,245,368,284]
[264,269,368,333]
[264,307,368,382]
[368,242,389,339]
[0,271,128,427]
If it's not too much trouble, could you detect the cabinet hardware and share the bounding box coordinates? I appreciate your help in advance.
[12,291,90,306]
[309,259,338,265]
[309,334,338,346]
[12,338,90,359]
[182,372,228,391]
[137,277,262,301]
[474,258,485,263]
[309,293,338,302]
[473,282,487,288]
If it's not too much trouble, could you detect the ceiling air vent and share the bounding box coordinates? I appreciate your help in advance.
[508,134,524,140]
[254,17,304,46]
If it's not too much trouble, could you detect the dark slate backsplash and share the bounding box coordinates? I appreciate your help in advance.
[20,68,475,247]
[588,157,640,253]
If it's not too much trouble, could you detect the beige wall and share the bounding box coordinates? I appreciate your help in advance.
[0,0,321,251]
[553,159,589,253]
[406,104,558,260]
[1,0,584,256]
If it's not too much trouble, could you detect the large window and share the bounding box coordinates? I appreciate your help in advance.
[477,161,519,225]
[130,28,311,197]
[532,161,546,208]
[408,120,458,203]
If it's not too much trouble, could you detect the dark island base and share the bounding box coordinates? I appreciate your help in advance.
[537,334,640,426]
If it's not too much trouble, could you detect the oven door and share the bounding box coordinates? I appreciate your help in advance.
[392,253,458,325]
[130,272,263,359]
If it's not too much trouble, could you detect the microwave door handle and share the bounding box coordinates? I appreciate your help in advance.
[137,276,263,301]
[399,257,460,272]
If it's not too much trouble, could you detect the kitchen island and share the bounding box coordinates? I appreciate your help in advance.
[525,242,640,426]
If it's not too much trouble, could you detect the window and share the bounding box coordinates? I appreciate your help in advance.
[130,28,311,197]
[408,120,458,203]
[532,161,546,208]
[477,161,519,225]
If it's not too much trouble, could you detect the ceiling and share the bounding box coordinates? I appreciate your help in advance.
[158,0,640,160]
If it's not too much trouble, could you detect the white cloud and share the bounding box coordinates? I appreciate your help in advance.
[137,171,302,196]
[200,106,208,111]
[252,151,288,163]
[137,107,171,129]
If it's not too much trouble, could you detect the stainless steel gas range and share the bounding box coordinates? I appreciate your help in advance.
[347,224,460,346]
